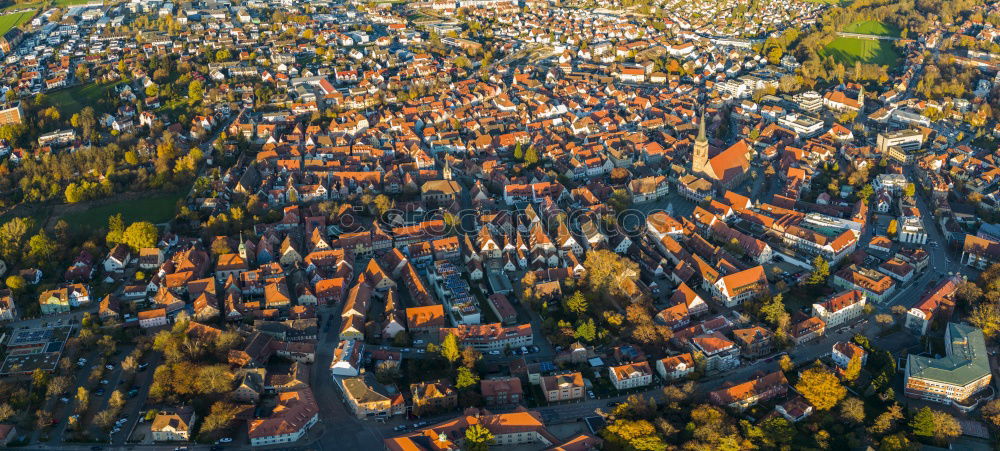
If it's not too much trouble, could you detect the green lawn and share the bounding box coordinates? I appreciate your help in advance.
[0,204,51,230]
[821,37,900,65]
[0,10,32,35]
[843,20,900,37]
[2,0,94,12]
[1,1,40,12]
[58,192,183,231]
[44,81,122,116]
[55,0,101,6]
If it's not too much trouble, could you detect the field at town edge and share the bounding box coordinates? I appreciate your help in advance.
[843,20,901,36]
[0,10,32,35]
[43,81,124,116]
[59,192,183,231]
[821,37,900,65]
[820,20,902,65]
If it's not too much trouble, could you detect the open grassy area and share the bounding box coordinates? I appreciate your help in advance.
[3,0,96,12]
[58,192,183,231]
[55,0,101,6]
[0,9,32,35]
[843,20,900,36]
[44,81,122,116]
[821,36,900,65]
[1,1,40,12]
[0,204,52,230]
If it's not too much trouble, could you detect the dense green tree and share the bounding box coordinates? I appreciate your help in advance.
[75,386,89,411]
[931,410,962,443]
[869,403,903,435]
[564,291,589,316]
[795,367,845,410]
[461,346,481,369]
[844,353,862,382]
[441,333,461,366]
[0,217,34,263]
[601,419,667,451]
[970,302,1000,337]
[574,318,597,342]
[910,407,936,437]
[27,230,58,266]
[455,366,479,390]
[760,417,795,447]
[583,250,640,301]
[188,80,205,103]
[807,256,830,285]
[199,401,242,439]
[106,214,125,245]
[122,221,159,252]
[464,424,494,451]
[839,397,865,423]
[760,294,790,331]
[879,433,911,451]
[524,147,539,165]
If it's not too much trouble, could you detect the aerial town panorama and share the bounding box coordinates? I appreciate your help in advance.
[0,0,999,449]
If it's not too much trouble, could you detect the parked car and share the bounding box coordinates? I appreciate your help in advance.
[218,438,232,443]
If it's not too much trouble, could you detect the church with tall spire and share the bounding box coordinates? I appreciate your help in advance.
[689,110,753,188]
[692,111,709,175]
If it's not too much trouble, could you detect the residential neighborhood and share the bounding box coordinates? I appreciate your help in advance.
[0,0,999,449]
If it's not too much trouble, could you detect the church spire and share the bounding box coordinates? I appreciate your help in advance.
[696,109,707,143]
[692,109,709,175]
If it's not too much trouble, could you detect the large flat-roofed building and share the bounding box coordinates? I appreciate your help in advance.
[0,326,72,376]
[876,129,923,154]
[904,323,992,412]
[793,90,823,113]
[777,113,824,138]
